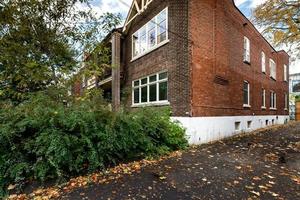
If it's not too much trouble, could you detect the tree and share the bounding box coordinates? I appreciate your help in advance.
[0,0,121,103]
[254,0,300,55]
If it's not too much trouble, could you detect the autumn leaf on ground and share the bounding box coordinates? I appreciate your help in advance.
[250,191,260,196]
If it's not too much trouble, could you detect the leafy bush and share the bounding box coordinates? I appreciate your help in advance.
[0,91,187,197]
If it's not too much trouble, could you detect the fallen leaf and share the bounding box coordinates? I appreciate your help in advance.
[250,191,260,196]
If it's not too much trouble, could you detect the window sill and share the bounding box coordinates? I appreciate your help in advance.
[131,39,170,62]
[243,61,251,65]
[270,76,277,81]
[284,108,288,111]
[270,108,277,111]
[261,106,266,110]
[243,104,251,108]
[132,101,170,108]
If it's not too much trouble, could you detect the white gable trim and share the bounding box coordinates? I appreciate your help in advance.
[123,0,154,32]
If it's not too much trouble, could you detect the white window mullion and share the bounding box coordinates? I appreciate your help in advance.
[156,76,159,102]
[155,16,158,46]
[147,77,150,103]
[139,85,141,104]
[166,7,169,40]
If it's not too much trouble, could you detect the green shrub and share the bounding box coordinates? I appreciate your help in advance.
[0,91,187,197]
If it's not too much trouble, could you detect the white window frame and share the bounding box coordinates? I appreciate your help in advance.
[262,88,266,109]
[86,76,97,90]
[270,59,277,80]
[284,64,288,82]
[243,36,250,63]
[132,71,169,106]
[82,75,86,88]
[261,51,266,73]
[270,91,277,110]
[131,7,169,61]
[243,81,250,107]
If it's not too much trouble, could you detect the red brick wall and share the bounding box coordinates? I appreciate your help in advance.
[189,0,289,117]
[122,0,190,116]
[73,80,82,96]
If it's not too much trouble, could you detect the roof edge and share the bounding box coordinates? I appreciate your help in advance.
[231,0,289,56]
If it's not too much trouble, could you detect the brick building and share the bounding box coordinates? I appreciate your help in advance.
[76,0,290,144]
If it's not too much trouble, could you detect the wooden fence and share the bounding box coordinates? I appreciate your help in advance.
[296,101,300,121]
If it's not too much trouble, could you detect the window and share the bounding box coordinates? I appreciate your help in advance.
[292,80,300,92]
[270,91,276,109]
[270,59,276,80]
[82,75,86,88]
[284,64,288,81]
[243,36,250,63]
[261,52,266,73]
[132,8,168,59]
[243,81,250,107]
[87,76,97,90]
[247,121,252,129]
[285,93,288,110]
[262,88,266,109]
[132,71,168,105]
[235,122,241,131]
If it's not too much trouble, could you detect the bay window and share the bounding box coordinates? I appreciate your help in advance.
[132,8,168,59]
[132,71,168,105]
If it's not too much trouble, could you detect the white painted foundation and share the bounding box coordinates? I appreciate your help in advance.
[172,115,289,145]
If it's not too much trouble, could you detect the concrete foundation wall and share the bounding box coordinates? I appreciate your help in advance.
[173,115,289,145]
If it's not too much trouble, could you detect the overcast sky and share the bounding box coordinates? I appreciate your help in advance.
[83,0,299,74]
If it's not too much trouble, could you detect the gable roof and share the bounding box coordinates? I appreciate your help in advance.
[123,0,153,32]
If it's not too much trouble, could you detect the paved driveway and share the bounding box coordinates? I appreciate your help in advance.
[59,123,300,200]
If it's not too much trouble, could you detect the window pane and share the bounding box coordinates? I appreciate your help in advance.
[134,88,140,104]
[149,84,157,102]
[148,20,156,48]
[270,92,273,107]
[141,86,147,103]
[243,82,249,105]
[134,80,139,87]
[159,81,168,101]
[149,75,157,82]
[262,90,264,106]
[157,20,166,43]
[141,78,147,85]
[133,32,139,57]
[159,72,168,80]
[140,27,147,53]
[157,9,166,24]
